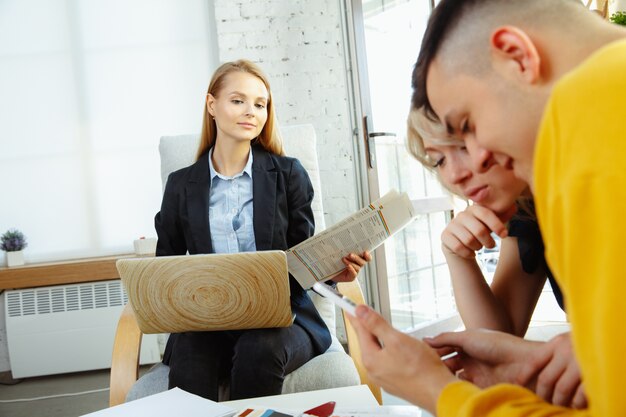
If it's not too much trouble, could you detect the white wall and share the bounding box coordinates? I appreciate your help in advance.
[0,0,217,264]
[213,0,359,226]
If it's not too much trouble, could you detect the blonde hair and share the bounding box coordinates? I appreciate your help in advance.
[196,59,284,160]
[407,106,536,220]
[406,106,461,172]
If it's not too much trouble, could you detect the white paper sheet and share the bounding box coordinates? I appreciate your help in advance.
[81,388,235,417]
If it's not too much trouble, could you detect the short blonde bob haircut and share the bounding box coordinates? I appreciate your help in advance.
[196,59,284,160]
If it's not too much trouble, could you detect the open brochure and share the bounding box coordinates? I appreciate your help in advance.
[287,190,417,289]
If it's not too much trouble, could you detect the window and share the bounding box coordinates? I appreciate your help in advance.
[346,0,456,331]
[0,0,217,263]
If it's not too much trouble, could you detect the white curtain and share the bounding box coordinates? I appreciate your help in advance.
[0,0,217,263]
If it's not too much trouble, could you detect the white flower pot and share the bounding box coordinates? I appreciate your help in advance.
[133,237,157,255]
[6,250,24,267]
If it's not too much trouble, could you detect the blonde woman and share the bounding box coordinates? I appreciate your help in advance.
[407,108,563,336]
[154,60,369,400]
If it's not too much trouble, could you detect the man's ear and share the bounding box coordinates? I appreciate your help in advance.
[490,26,541,85]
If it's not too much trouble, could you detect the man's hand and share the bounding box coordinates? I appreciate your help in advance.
[348,305,456,414]
[427,330,587,409]
[331,251,371,283]
[426,329,542,387]
[530,333,587,409]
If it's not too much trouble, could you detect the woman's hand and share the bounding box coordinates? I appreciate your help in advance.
[441,204,516,259]
[331,251,371,283]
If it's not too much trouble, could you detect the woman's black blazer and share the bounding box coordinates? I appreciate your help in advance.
[154,144,332,355]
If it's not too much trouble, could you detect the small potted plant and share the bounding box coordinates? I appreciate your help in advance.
[610,10,626,25]
[1,228,28,267]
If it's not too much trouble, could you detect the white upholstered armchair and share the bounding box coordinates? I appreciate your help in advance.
[109,124,381,405]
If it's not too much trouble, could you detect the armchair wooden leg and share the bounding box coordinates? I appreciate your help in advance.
[337,281,383,405]
[109,304,143,407]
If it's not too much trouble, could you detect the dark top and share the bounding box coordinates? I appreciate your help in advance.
[154,144,331,355]
[508,206,565,311]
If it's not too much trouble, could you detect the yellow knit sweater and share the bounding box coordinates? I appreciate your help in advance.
[437,39,626,417]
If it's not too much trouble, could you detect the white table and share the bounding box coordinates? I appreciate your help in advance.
[83,386,427,417]
[221,384,379,409]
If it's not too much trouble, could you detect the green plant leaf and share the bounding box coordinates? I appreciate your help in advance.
[610,11,626,26]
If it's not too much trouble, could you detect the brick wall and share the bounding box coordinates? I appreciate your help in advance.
[213,0,359,226]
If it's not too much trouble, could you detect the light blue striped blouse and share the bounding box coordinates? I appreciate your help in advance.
[207,147,256,254]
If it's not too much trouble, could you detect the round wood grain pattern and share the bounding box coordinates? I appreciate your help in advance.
[117,251,292,334]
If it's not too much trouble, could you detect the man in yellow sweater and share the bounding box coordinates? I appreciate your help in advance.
[349,0,626,416]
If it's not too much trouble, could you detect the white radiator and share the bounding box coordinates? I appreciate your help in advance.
[4,280,160,378]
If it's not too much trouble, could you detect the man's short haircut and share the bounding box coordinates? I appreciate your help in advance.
[411,0,585,121]
[412,0,465,121]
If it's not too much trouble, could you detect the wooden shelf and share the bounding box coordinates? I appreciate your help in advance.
[0,254,147,290]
